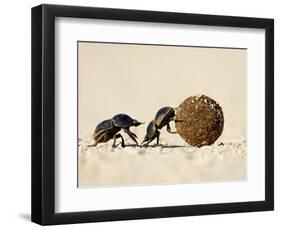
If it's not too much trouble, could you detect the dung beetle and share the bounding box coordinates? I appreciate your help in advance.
[142,107,176,145]
[89,114,143,147]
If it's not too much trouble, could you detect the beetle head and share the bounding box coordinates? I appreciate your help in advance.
[132,119,144,127]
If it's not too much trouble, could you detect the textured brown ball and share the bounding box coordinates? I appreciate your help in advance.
[175,95,224,147]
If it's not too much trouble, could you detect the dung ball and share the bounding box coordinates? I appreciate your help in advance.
[175,95,224,147]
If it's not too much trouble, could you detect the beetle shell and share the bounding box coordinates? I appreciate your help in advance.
[154,107,175,129]
[94,119,113,137]
[145,120,158,140]
[93,119,120,143]
[112,114,135,128]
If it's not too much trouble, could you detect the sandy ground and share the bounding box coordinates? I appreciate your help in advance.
[78,131,246,187]
[78,42,247,188]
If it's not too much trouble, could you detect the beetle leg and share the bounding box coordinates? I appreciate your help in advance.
[87,142,98,147]
[124,128,138,145]
[112,135,117,147]
[142,135,149,144]
[130,131,137,138]
[143,137,154,146]
[142,132,159,146]
[88,136,104,147]
[156,130,160,145]
[112,133,125,147]
[166,123,176,134]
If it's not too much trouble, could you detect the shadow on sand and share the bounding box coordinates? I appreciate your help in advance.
[124,144,186,148]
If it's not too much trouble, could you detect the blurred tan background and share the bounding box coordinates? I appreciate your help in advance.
[78,42,246,140]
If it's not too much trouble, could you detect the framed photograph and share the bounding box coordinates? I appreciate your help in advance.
[31,4,274,225]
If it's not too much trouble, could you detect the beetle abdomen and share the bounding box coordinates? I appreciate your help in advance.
[154,107,175,128]
[146,120,157,139]
[93,119,113,138]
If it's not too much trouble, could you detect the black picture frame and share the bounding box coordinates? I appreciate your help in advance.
[31,4,274,225]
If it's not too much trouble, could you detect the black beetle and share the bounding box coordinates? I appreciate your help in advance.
[142,107,176,145]
[90,114,143,147]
